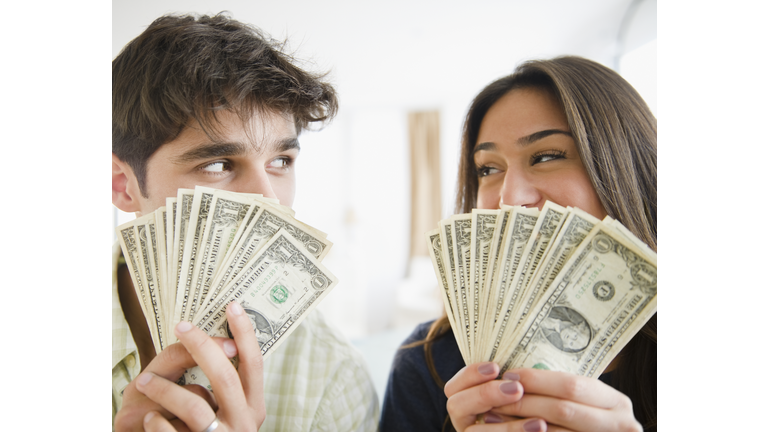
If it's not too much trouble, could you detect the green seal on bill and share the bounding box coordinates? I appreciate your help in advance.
[270,285,289,304]
[532,363,551,370]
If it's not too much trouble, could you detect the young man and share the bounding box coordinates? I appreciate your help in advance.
[112,13,379,431]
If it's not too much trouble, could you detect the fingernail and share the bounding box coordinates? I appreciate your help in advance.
[484,413,503,424]
[229,301,243,315]
[503,371,520,381]
[478,362,497,375]
[524,419,544,432]
[223,340,237,357]
[144,412,155,424]
[500,380,521,395]
[176,321,193,333]
[136,372,153,386]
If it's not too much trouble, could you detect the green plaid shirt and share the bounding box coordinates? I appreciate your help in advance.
[112,243,380,431]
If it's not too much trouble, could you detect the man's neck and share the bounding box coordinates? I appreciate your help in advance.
[117,263,157,371]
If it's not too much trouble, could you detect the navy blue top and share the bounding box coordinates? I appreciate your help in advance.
[379,320,614,432]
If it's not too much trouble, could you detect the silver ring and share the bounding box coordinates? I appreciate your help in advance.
[201,417,220,432]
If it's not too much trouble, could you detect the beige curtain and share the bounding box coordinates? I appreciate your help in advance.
[409,111,442,258]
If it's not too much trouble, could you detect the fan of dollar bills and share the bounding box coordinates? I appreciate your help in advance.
[117,186,337,387]
[425,201,657,377]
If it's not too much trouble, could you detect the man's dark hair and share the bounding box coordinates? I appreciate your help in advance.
[113,12,338,196]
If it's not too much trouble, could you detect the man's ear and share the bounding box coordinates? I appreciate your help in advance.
[112,154,142,213]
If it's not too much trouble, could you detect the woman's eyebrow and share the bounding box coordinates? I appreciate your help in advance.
[473,129,572,155]
[517,129,572,146]
[473,141,496,155]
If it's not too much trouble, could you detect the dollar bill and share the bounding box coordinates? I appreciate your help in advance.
[468,209,500,362]
[480,207,539,361]
[203,206,331,311]
[426,229,454,319]
[116,186,340,393]
[425,201,658,375]
[603,216,656,258]
[188,190,256,320]
[489,201,568,358]
[175,187,216,324]
[513,207,601,335]
[511,202,568,303]
[477,207,512,325]
[153,207,170,330]
[425,228,468,361]
[143,214,168,351]
[165,197,176,292]
[118,216,165,352]
[170,189,195,332]
[439,219,468,360]
[497,223,657,376]
[164,198,177,336]
[183,228,338,389]
[211,193,293,283]
[450,214,473,359]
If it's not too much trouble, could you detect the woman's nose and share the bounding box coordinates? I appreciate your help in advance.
[499,170,541,209]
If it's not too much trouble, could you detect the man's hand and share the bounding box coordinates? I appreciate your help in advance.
[115,302,266,432]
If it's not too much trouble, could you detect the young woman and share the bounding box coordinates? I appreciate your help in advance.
[380,56,656,432]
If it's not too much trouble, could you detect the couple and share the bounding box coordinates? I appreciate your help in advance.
[112,13,656,432]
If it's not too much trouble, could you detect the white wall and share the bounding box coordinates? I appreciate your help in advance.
[113,0,656,338]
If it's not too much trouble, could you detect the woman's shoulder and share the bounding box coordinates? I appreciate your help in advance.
[389,320,433,371]
[400,319,436,346]
[392,319,465,381]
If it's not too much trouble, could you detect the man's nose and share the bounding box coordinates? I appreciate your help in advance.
[237,167,277,199]
[499,170,541,209]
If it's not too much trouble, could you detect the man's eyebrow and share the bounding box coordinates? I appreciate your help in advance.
[172,142,249,163]
[172,137,300,164]
[275,137,300,153]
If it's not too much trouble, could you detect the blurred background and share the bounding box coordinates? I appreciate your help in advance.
[113,0,656,402]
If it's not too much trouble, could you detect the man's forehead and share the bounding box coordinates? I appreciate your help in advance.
[168,110,299,157]
[190,108,295,136]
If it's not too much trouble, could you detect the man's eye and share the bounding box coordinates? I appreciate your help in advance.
[269,157,293,169]
[201,161,230,172]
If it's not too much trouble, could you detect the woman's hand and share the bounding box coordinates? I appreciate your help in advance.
[445,364,642,432]
[115,302,266,432]
[444,362,526,432]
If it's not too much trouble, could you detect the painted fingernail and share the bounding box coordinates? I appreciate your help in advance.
[502,371,520,381]
[229,301,243,315]
[223,340,237,357]
[136,372,153,386]
[484,413,503,424]
[500,380,521,395]
[524,419,544,432]
[478,362,497,375]
[176,321,193,333]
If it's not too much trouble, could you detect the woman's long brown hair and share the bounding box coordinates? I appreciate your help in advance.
[415,56,657,431]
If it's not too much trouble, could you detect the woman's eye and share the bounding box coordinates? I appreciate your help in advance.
[531,150,566,165]
[201,161,231,173]
[476,165,499,178]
